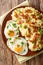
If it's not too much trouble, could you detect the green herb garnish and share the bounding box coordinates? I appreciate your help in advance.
[40,29,43,34]
[16,32,19,35]
[21,42,24,46]
[39,26,43,35]
[19,10,22,13]
[41,18,43,22]
[38,38,41,43]
[17,44,20,47]
[14,20,17,22]
[20,24,22,28]
[8,38,11,40]
[39,29,43,35]
[24,49,25,52]
[7,25,9,28]
[32,42,35,44]
[12,23,16,27]
[10,42,14,44]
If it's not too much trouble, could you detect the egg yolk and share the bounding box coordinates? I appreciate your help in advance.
[14,46,23,53]
[8,31,14,37]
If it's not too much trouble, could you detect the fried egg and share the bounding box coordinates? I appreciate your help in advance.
[7,37,28,55]
[4,20,19,39]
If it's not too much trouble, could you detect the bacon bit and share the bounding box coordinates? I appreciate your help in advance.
[29,23,40,32]
[36,11,43,19]
[25,13,29,19]
[26,34,31,38]
[29,26,38,32]
[33,44,39,48]
[41,23,43,26]
[37,11,40,14]
[31,14,37,20]
[26,29,31,37]
[26,21,32,25]
[17,20,24,24]
[33,27,38,32]
[21,13,29,19]
[41,39,43,44]
[21,13,24,16]
[27,21,35,25]
[26,32,31,39]
[31,22,35,24]
[38,15,42,19]
[33,33,40,42]
[29,33,40,43]
[26,19,30,23]
[41,35,43,44]
[26,9,32,13]
[17,21,22,24]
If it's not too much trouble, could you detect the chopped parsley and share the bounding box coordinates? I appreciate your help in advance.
[39,28,43,35]
[19,10,22,13]
[21,42,24,46]
[32,42,35,44]
[14,20,17,22]
[20,24,22,28]
[8,38,11,40]
[12,23,16,27]
[39,26,43,35]
[16,32,19,35]
[24,49,25,52]
[10,42,14,44]
[17,44,20,47]
[40,29,43,34]
[15,37,20,39]
[38,38,41,43]
[7,25,9,28]
[41,18,43,22]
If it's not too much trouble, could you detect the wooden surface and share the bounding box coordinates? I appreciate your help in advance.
[0,0,43,65]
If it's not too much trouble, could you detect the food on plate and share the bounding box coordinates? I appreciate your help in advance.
[4,20,19,39]
[7,37,28,55]
[4,6,43,56]
[28,32,43,51]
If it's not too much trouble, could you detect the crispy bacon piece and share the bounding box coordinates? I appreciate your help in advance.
[21,13,29,19]
[14,12,18,18]
[37,10,40,14]
[33,44,39,48]
[31,14,37,20]
[29,33,40,43]
[17,20,24,24]
[41,35,43,44]
[33,33,40,42]
[38,15,42,19]
[41,39,43,44]
[25,9,32,13]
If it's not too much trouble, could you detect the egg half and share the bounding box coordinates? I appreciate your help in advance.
[4,20,19,39]
[7,37,28,55]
